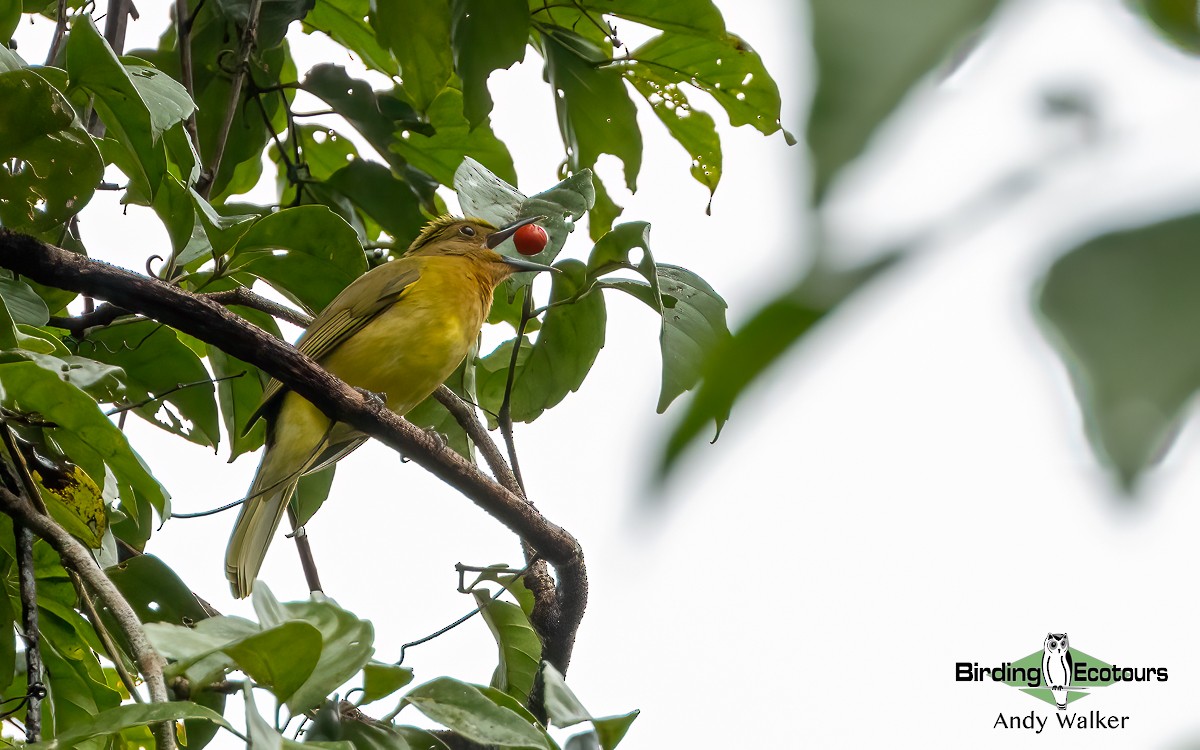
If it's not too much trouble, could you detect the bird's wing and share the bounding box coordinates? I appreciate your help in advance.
[244,261,422,431]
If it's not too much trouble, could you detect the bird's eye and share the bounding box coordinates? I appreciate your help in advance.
[460,225,476,237]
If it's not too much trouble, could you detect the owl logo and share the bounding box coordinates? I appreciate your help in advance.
[1042,633,1073,710]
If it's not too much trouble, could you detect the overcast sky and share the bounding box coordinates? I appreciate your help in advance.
[15,0,1200,746]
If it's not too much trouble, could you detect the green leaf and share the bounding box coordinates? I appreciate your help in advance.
[807,0,1000,201]
[650,265,729,413]
[23,701,233,749]
[223,620,324,704]
[626,69,721,202]
[592,712,638,750]
[216,0,316,49]
[403,677,548,749]
[451,0,528,126]
[325,160,428,242]
[474,592,541,705]
[207,343,267,460]
[0,274,49,326]
[0,361,170,516]
[0,0,19,45]
[480,260,606,423]
[105,554,212,626]
[145,615,259,687]
[374,0,453,111]
[76,319,221,448]
[340,719,451,750]
[540,663,590,729]
[278,595,375,713]
[0,69,104,231]
[570,0,726,38]
[390,83,516,187]
[540,28,642,193]
[1036,211,1200,488]
[31,455,106,548]
[361,661,415,705]
[229,205,367,313]
[303,0,399,76]
[624,30,785,140]
[290,464,336,527]
[65,17,194,202]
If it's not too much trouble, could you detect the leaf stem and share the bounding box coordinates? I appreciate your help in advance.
[197,0,263,198]
[175,0,201,165]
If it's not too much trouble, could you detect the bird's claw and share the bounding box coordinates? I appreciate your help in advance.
[355,387,387,407]
[423,427,448,450]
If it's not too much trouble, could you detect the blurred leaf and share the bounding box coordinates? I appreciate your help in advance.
[570,0,726,37]
[229,205,367,313]
[340,718,450,749]
[23,701,233,750]
[390,84,516,187]
[0,69,103,231]
[1037,211,1200,488]
[660,255,895,474]
[374,0,453,112]
[474,592,540,705]
[403,677,548,749]
[0,361,170,516]
[304,0,399,75]
[807,0,1000,201]
[361,661,415,705]
[1127,0,1200,52]
[540,28,641,195]
[624,30,785,141]
[451,0,528,127]
[0,0,19,45]
[78,320,220,448]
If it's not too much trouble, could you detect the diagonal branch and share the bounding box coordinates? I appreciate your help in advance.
[0,229,588,676]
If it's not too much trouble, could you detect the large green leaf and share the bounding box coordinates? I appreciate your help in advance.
[451,0,529,127]
[624,30,785,140]
[0,0,19,45]
[390,84,516,187]
[228,205,367,313]
[0,69,103,231]
[0,361,170,516]
[324,160,428,242]
[540,28,641,193]
[215,0,315,49]
[1037,211,1200,488]
[0,272,50,326]
[303,0,399,75]
[559,0,726,38]
[273,591,376,713]
[23,701,233,750]
[374,0,453,112]
[480,260,606,423]
[77,319,221,449]
[626,70,721,203]
[222,620,324,704]
[106,554,212,626]
[474,592,540,705]
[403,677,548,749]
[807,0,1001,201]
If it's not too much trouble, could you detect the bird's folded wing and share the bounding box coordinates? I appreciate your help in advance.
[243,263,422,431]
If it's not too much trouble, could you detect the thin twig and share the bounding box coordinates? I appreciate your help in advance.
[286,506,323,595]
[498,291,535,490]
[0,488,177,750]
[43,0,69,66]
[197,0,264,198]
[14,525,44,742]
[175,0,201,166]
[69,570,143,703]
[105,371,245,416]
[206,288,313,328]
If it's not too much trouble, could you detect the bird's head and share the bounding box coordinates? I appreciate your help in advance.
[404,215,556,279]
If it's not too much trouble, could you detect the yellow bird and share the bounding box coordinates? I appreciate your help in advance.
[225,215,553,598]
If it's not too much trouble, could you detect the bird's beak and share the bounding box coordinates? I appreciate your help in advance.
[501,256,560,274]
[486,215,545,249]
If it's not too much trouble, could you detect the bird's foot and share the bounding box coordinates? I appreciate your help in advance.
[355,387,387,408]
[423,426,448,450]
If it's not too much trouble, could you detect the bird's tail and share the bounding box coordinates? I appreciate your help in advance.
[225,444,303,599]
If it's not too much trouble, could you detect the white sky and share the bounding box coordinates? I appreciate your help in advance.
[13,0,1200,746]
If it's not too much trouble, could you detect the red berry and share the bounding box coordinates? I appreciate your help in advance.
[513,223,548,256]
